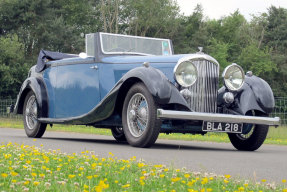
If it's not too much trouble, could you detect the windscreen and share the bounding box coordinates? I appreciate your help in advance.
[100,33,172,56]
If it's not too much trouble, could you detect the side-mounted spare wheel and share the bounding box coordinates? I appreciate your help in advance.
[228,111,269,151]
[122,82,161,148]
[23,91,47,138]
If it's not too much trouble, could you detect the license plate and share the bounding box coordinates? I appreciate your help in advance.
[202,121,243,133]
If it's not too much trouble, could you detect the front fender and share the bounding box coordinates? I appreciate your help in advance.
[14,77,48,118]
[218,75,275,115]
[120,66,189,109]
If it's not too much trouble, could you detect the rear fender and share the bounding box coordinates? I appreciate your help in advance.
[14,77,48,118]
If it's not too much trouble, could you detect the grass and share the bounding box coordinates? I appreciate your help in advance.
[0,142,286,192]
[1,117,287,145]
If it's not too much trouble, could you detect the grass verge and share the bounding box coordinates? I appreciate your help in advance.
[0,142,286,192]
[0,117,287,145]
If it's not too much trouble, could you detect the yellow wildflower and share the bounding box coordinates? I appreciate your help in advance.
[138,163,145,168]
[238,187,244,191]
[68,175,76,179]
[282,179,286,183]
[115,180,119,184]
[23,181,30,185]
[171,177,181,182]
[87,176,93,180]
[33,181,40,186]
[122,184,130,188]
[224,175,231,179]
[224,179,229,184]
[184,174,190,178]
[10,171,18,177]
[160,174,165,178]
[12,180,17,183]
[261,179,266,183]
[1,173,8,178]
[31,173,37,177]
[201,177,208,185]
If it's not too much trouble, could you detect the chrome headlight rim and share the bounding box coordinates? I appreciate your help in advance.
[222,63,245,91]
[173,60,198,87]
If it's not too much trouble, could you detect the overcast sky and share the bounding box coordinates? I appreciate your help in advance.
[176,0,287,21]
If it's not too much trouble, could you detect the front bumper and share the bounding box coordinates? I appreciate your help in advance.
[157,109,280,126]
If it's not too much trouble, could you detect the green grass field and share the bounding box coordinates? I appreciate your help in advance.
[0,142,286,192]
[1,117,287,145]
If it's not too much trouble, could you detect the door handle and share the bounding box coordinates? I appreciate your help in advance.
[90,66,98,70]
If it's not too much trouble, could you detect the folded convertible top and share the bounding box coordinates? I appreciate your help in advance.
[36,50,77,72]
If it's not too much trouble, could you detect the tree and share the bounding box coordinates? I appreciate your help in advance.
[0,35,28,98]
[238,43,276,76]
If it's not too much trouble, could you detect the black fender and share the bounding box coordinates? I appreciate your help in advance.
[14,77,49,118]
[118,66,189,108]
[218,75,275,115]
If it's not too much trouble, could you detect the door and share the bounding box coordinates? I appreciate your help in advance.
[54,63,100,118]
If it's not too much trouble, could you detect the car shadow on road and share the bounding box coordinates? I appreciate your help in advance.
[41,137,236,152]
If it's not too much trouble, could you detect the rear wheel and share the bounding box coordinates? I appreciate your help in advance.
[111,127,126,142]
[23,91,47,138]
[122,83,161,148]
[228,111,269,151]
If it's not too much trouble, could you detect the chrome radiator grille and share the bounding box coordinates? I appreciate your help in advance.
[187,60,219,113]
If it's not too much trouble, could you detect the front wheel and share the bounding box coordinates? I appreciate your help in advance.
[23,91,47,138]
[122,83,161,148]
[228,112,269,151]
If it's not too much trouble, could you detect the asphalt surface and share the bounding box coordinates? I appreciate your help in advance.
[0,128,286,183]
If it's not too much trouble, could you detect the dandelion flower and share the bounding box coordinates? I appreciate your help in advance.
[122,184,130,188]
[1,173,8,178]
[224,174,231,179]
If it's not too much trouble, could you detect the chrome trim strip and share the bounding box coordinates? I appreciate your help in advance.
[157,109,280,126]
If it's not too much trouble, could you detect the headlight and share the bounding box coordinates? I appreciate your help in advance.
[174,61,198,87]
[222,63,245,91]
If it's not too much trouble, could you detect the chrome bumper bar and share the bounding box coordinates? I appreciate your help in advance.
[157,109,280,126]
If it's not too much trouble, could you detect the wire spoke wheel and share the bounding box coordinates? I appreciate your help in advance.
[23,91,47,138]
[228,111,269,151]
[25,95,38,130]
[127,93,148,137]
[236,126,255,140]
[122,83,161,148]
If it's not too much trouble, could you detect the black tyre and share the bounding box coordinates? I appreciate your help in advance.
[111,127,126,142]
[23,91,47,138]
[228,111,269,151]
[122,83,161,148]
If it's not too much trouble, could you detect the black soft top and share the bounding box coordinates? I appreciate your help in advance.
[36,50,77,72]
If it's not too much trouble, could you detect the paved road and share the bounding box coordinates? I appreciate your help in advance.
[0,128,286,183]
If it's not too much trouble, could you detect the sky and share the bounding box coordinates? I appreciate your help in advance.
[176,0,287,21]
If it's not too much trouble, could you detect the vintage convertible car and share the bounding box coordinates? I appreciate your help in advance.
[13,32,280,150]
